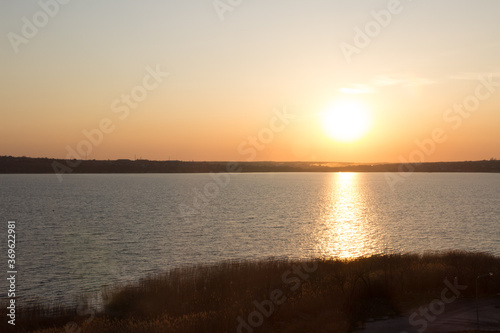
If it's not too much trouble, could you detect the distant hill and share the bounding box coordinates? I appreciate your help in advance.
[0,155,499,174]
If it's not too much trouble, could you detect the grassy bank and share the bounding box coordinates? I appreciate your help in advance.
[2,251,499,332]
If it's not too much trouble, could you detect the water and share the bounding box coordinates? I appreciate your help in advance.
[0,172,499,307]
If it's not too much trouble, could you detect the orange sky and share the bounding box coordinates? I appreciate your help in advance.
[1,0,499,162]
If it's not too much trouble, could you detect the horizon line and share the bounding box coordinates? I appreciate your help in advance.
[1,155,498,165]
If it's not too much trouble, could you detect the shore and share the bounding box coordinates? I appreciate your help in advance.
[2,251,499,332]
[1,155,500,174]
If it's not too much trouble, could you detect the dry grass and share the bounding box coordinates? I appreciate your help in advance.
[2,251,499,332]
[451,331,500,333]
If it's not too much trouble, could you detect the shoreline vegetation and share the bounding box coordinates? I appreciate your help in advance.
[1,155,500,174]
[2,251,499,332]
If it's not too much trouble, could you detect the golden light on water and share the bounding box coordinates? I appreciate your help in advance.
[316,172,376,259]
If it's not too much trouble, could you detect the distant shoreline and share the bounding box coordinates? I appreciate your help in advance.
[1,155,500,174]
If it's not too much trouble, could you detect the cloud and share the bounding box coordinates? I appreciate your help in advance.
[338,75,436,96]
[371,75,435,87]
[338,84,373,94]
[449,69,500,81]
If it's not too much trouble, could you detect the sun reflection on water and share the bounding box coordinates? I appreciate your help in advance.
[316,172,376,259]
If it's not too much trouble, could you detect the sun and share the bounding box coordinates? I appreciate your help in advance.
[320,100,371,142]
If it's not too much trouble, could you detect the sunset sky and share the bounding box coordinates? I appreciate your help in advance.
[1,0,499,163]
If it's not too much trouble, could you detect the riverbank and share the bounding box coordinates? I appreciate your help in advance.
[2,251,499,332]
[1,155,500,174]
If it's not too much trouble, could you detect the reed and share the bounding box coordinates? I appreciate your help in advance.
[2,251,498,332]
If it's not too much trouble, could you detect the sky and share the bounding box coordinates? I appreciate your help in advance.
[1,0,499,163]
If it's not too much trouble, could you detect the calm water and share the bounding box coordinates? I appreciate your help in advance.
[0,173,499,307]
